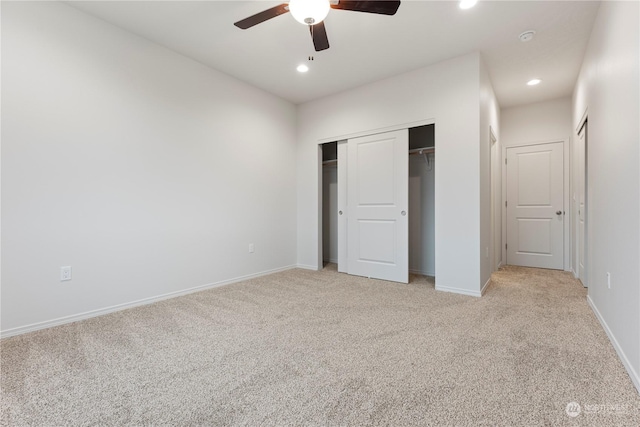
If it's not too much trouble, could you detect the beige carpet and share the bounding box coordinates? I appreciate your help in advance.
[1,265,639,426]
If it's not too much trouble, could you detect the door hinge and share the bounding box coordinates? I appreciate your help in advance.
[505,158,507,165]
[505,243,508,250]
[505,201,507,207]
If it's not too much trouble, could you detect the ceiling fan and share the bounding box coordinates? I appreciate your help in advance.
[234,0,401,52]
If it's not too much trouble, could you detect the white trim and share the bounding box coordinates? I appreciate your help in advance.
[489,127,497,144]
[0,265,298,339]
[317,118,435,145]
[435,284,482,298]
[588,296,640,394]
[503,138,566,150]
[576,107,588,133]
[563,136,571,271]
[409,268,435,277]
[501,143,507,266]
[481,278,492,295]
[317,144,324,270]
[296,264,319,271]
[489,126,499,274]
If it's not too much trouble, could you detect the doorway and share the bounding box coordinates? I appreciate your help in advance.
[408,125,436,277]
[321,142,338,267]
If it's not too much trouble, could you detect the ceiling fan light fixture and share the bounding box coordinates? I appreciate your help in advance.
[289,0,330,25]
[459,0,478,10]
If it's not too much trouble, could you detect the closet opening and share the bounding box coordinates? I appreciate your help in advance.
[408,124,435,281]
[320,123,435,284]
[321,141,338,268]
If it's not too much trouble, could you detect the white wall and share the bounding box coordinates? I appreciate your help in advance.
[572,1,640,392]
[501,98,572,148]
[479,57,500,290]
[1,2,298,335]
[297,53,484,296]
[409,154,435,276]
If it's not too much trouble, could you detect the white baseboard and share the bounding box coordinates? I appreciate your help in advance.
[323,258,339,265]
[409,268,435,276]
[0,264,298,339]
[587,295,640,395]
[435,284,482,298]
[296,264,319,271]
[481,278,491,295]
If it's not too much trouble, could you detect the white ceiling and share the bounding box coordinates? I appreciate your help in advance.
[67,0,600,107]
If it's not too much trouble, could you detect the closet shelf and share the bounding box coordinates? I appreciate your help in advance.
[322,159,338,167]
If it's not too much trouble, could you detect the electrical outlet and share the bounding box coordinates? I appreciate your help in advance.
[249,243,254,253]
[60,266,72,282]
[607,272,611,289]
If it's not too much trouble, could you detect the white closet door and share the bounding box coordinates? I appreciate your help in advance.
[337,140,348,273]
[347,129,408,283]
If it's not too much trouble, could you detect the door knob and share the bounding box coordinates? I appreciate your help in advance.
[556,210,562,215]
[401,211,406,216]
[339,210,343,215]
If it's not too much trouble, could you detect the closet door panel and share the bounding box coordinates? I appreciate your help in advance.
[347,129,408,283]
[337,140,348,273]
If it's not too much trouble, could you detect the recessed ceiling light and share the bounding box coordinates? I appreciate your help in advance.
[297,64,309,73]
[519,30,536,42]
[459,0,478,10]
[527,79,542,86]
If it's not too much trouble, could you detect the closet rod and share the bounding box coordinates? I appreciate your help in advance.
[409,147,434,169]
[408,147,435,155]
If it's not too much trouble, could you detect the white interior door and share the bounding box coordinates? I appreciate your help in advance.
[506,142,564,269]
[347,129,408,283]
[577,125,587,286]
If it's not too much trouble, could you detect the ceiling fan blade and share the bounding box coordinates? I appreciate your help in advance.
[310,21,330,51]
[234,4,290,29]
[331,1,401,15]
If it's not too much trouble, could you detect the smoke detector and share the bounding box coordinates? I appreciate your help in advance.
[519,30,536,42]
